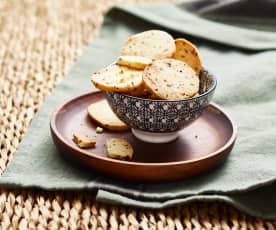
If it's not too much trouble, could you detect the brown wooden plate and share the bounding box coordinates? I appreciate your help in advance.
[50,91,237,182]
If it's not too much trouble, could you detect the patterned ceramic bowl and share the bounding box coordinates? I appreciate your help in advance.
[106,69,217,143]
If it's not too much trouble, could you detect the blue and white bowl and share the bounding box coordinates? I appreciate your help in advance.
[106,69,217,143]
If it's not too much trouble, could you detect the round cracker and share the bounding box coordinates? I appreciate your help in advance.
[172,38,202,75]
[87,100,129,131]
[121,30,176,59]
[91,65,143,93]
[117,55,152,70]
[143,59,199,100]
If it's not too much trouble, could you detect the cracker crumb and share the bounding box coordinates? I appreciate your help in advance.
[96,126,104,133]
[73,133,96,149]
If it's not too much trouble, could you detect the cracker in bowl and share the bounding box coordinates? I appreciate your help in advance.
[172,38,202,75]
[121,30,176,59]
[91,65,143,93]
[143,59,199,100]
[117,55,152,70]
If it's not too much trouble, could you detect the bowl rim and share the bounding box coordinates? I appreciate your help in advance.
[105,67,217,102]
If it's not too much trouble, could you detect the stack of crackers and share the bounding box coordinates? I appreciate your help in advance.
[92,30,202,100]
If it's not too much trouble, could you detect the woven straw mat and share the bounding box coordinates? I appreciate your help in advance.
[0,0,275,229]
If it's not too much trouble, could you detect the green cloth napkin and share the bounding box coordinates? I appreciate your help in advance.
[1,1,276,219]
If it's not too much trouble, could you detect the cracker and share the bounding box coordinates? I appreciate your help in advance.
[87,100,129,131]
[91,65,143,93]
[117,55,152,70]
[106,138,133,160]
[126,84,149,97]
[172,38,202,74]
[121,30,176,59]
[73,133,96,149]
[143,59,199,100]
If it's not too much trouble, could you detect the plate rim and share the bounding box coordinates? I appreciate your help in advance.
[50,91,237,167]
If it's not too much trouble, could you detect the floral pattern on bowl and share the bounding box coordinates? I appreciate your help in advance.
[105,69,217,132]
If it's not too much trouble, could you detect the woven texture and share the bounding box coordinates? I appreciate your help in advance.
[0,0,275,228]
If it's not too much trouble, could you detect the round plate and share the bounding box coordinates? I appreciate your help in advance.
[50,91,237,182]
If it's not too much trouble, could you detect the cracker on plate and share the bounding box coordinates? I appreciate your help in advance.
[87,99,129,131]
[106,138,134,160]
[73,133,96,149]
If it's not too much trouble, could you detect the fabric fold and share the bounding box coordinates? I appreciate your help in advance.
[96,185,276,219]
[116,3,276,50]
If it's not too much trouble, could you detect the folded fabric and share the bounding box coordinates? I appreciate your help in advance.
[1,1,276,219]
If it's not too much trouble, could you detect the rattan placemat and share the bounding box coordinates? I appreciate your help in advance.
[0,0,275,228]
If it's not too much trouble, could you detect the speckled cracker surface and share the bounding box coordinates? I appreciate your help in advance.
[172,38,202,75]
[143,59,199,100]
[121,30,176,59]
[91,65,143,93]
[106,138,134,160]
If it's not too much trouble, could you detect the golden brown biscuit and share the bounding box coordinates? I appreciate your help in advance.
[172,38,202,74]
[91,65,143,93]
[106,138,134,160]
[73,133,96,149]
[121,30,176,59]
[143,59,199,100]
[87,100,129,131]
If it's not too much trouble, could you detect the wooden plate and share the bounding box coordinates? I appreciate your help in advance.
[50,91,237,182]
